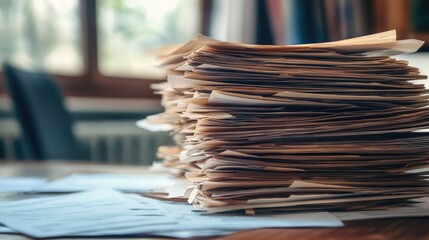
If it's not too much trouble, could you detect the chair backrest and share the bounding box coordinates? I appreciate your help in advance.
[3,64,81,160]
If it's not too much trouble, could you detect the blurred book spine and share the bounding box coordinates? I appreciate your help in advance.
[208,0,428,49]
[208,0,257,44]
[410,0,429,32]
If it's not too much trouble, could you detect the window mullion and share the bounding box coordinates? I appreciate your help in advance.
[80,0,98,85]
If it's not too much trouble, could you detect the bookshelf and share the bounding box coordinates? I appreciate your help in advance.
[264,0,429,50]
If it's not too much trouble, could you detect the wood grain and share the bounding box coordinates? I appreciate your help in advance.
[214,218,429,240]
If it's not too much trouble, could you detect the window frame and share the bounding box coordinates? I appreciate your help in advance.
[0,0,209,98]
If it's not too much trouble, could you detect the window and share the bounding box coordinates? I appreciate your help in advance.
[0,0,83,75]
[0,0,202,98]
[97,0,200,78]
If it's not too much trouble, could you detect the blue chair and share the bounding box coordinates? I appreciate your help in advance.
[3,64,82,160]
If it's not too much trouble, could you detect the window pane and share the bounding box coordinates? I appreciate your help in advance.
[0,0,83,75]
[97,0,200,79]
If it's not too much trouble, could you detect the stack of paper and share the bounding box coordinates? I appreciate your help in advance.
[141,30,429,214]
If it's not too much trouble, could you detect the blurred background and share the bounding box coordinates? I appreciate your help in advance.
[0,0,428,164]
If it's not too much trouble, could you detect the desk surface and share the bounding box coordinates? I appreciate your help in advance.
[1,161,429,240]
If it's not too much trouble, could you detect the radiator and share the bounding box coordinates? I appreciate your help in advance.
[0,120,174,165]
[0,120,21,160]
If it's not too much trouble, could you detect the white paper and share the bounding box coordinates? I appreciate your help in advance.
[0,188,175,238]
[208,91,288,106]
[0,177,47,192]
[79,210,342,237]
[167,182,191,198]
[136,119,173,132]
[154,229,236,238]
[118,195,344,237]
[0,189,343,238]
[34,173,176,193]
[0,225,17,234]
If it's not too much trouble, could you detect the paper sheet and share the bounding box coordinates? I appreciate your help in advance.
[0,225,16,234]
[34,173,176,193]
[0,188,175,238]
[136,119,173,132]
[0,188,343,238]
[0,177,47,192]
[79,195,343,238]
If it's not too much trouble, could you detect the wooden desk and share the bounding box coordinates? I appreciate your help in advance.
[1,161,429,240]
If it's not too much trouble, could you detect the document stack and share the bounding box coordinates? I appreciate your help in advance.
[145,30,429,213]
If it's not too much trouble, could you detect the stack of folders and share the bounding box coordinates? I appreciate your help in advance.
[144,30,429,214]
